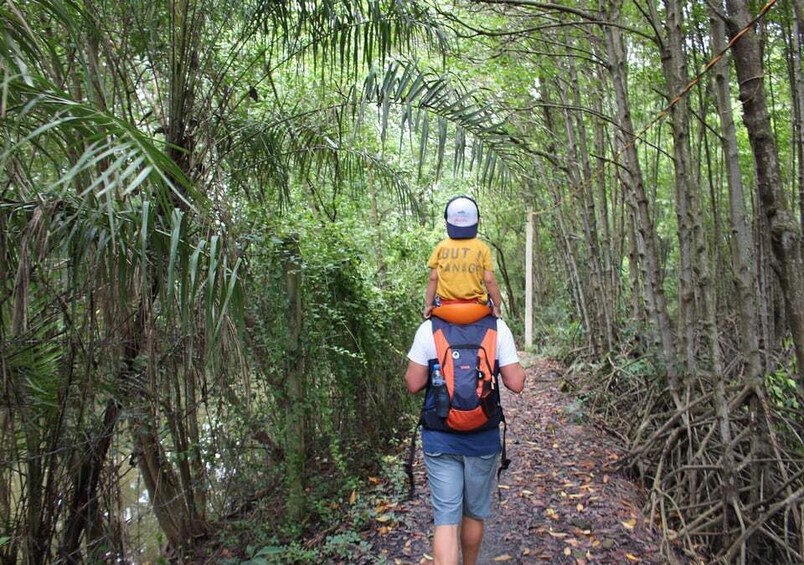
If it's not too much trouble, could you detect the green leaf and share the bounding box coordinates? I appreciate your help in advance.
[166,208,184,309]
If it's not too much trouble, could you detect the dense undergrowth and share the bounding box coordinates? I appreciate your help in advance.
[561,333,804,564]
[181,208,430,564]
[186,282,804,565]
[180,293,804,565]
[191,437,415,564]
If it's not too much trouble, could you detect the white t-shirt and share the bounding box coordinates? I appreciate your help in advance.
[407,318,520,367]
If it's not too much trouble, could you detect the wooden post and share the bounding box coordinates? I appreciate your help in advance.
[282,235,305,523]
[525,208,533,348]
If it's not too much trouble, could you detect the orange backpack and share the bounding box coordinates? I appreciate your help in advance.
[405,315,510,498]
[420,315,502,432]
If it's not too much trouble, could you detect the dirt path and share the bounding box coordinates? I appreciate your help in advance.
[362,357,688,564]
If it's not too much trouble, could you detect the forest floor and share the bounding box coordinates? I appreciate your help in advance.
[356,356,692,565]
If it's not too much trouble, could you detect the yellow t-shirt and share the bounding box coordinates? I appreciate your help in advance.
[427,237,493,302]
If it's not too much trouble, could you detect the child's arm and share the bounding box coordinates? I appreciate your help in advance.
[423,268,439,318]
[484,270,503,317]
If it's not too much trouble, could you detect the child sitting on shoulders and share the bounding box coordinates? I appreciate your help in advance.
[423,195,502,322]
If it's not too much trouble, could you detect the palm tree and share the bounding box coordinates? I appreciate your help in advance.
[1,0,523,561]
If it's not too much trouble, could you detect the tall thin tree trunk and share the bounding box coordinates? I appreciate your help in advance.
[652,0,723,510]
[525,209,534,348]
[708,9,760,552]
[566,52,611,354]
[368,171,387,285]
[492,242,519,319]
[626,211,643,325]
[710,5,762,384]
[557,83,599,353]
[793,0,804,235]
[164,362,207,542]
[185,365,206,522]
[652,0,696,373]
[542,79,594,351]
[649,0,719,379]
[60,399,120,563]
[591,78,619,339]
[724,0,804,388]
[0,411,11,563]
[602,0,679,394]
[757,212,775,371]
[532,207,547,306]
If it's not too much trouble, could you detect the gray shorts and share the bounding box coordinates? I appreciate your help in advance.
[423,451,499,525]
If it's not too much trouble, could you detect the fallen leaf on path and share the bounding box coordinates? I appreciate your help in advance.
[375,501,398,513]
[625,553,640,561]
[493,554,513,561]
[376,514,394,523]
[621,518,636,529]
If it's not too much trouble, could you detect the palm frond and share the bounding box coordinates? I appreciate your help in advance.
[359,59,523,185]
[1,75,203,215]
[276,0,450,81]
[216,57,527,215]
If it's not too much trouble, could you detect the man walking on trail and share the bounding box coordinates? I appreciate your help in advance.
[405,315,526,565]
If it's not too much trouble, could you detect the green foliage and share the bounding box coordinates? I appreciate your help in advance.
[529,301,582,357]
[319,531,372,561]
[238,543,316,565]
[235,193,426,535]
[235,531,373,565]
[9,0,803,561]
[765,367,800,412]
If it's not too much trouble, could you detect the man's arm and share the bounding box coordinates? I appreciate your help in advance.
[405,360,428,394]
[499,362,525,393]
[484,270,503,317]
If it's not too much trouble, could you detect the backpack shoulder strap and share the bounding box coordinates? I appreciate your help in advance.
[405,423,419,500]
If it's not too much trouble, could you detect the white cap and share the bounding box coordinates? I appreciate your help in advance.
[445,196,479,239]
